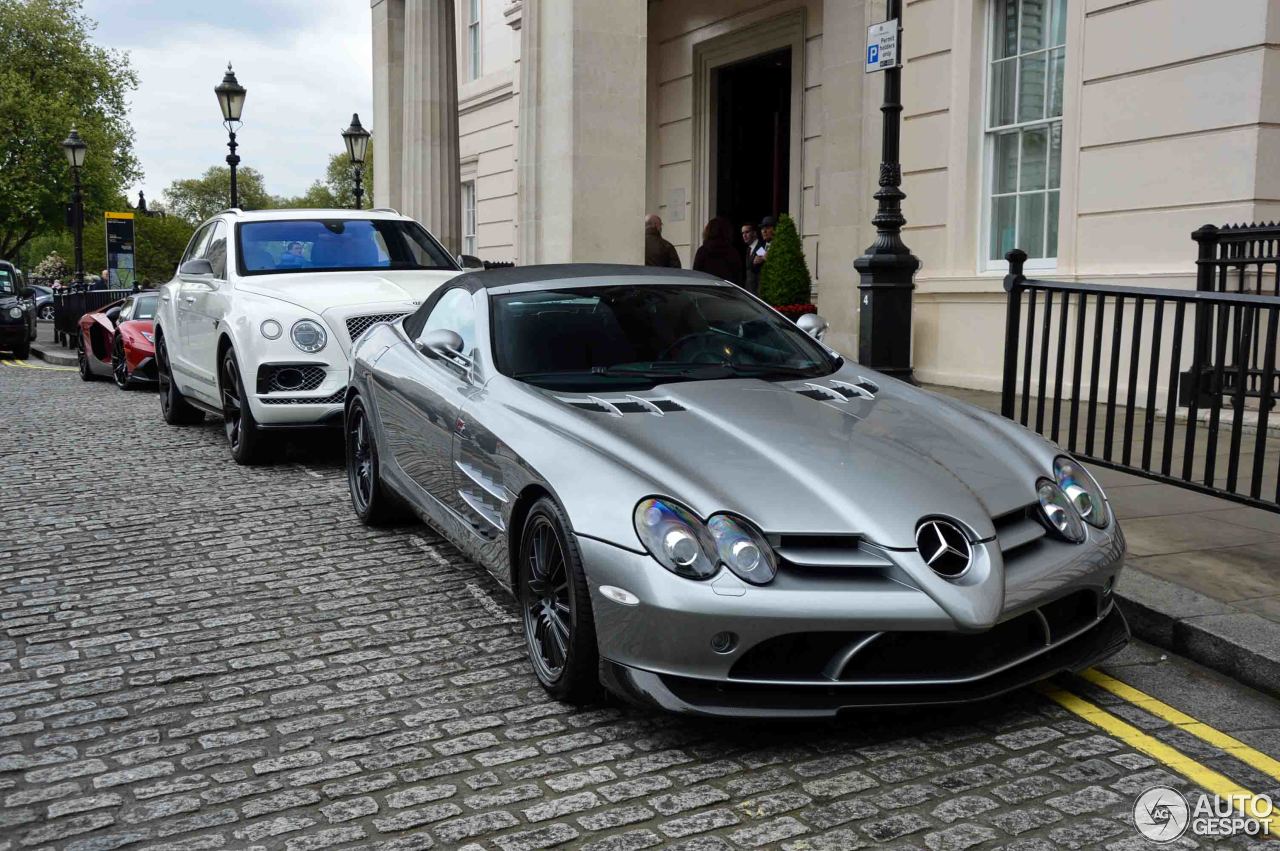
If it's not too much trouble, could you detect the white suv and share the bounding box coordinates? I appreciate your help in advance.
[155,208,462,464]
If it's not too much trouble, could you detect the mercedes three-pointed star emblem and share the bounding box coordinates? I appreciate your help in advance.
[915,519,972,578]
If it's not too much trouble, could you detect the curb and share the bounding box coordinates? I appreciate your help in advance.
[1115,568,1280,698]
[30,340,77,368]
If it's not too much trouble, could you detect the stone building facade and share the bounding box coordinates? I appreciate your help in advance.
[372,0,1280,389]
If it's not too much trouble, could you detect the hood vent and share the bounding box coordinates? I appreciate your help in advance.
[795,377,879,403]
[562,395,685,416]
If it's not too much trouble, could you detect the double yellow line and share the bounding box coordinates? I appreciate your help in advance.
[1,358,75,371]
[1042,669,1279,836]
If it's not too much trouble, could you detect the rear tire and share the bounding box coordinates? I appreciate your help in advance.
[156,332,203,424]
[221,348,271,465]
[345,395,410,526]
[12,339,30,360]
[38,305,55,321]
[77,335,95,380]
[518,498,601,704]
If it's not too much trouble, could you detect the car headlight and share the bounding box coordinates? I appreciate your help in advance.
[707,514,777,584]
[633,498,718,580]
[290,319,327,353]
[141,331,154,343]
[1037,479,1086,543]
[261,319,282,340]
[1054,456,1108,528]
[8,307,21,319]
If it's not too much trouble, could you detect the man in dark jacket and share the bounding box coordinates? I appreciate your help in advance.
[644,214,681,268]
[743,216,774,294]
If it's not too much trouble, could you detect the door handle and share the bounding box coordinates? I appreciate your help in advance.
[182,296,196,303]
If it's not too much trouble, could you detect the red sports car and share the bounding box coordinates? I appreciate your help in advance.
[77,291,159,389]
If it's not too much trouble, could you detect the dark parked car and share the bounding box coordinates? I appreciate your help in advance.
[27,284,54,321]
[0,261,36,359]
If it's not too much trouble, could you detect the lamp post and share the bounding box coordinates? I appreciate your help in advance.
[214,63,247,208]
[61,126,88,286]
[853,0,918,382]
[342,114,371,210]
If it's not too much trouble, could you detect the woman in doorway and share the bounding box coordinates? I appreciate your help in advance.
[692,216,745,288]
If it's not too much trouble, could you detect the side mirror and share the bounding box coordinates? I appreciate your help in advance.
[457,254,485,270]
[19,288,34,300]
[416,328,469,364]
[179,258,214,277]
[104,306,122,324]
[797,313,829,341]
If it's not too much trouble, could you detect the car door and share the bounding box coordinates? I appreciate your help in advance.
[372,286,480,515]
[185,220,229,386]
[173,222,213,382]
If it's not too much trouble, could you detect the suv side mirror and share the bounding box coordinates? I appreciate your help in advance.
[457,254,485,270]
[179,258,215,277]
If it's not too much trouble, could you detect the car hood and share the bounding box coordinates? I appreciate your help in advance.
[235,269,460,315]
[534,369,1050,550]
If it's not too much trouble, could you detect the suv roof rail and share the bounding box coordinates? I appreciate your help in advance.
[218,208,244,216]
[371,207,399,215]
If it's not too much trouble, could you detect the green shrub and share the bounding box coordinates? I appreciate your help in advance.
[758,214,812,306]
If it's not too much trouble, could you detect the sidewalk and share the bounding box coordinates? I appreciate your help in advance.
[935,384,1280,695]
[30,321,76,367]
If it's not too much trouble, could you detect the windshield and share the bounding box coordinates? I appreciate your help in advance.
[0,269,14,296]
[236,219,457,276]
[132,294,158,320]
[491,284,838,391]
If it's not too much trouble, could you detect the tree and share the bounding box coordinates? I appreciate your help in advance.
[0,0,140,259]
[17,210,194,283]
[162,166,274,223]
[758,214,813,306]
[280,150,374,210]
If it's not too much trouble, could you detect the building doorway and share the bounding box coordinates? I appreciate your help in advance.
[713,47,792,231]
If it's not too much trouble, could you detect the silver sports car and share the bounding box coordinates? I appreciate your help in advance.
[344,264,1127,717]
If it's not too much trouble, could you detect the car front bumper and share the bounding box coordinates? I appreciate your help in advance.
[577,529,1127,718]
[0,324,27,349]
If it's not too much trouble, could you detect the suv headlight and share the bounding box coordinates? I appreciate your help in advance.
[1037,479,1086,543]
[1054,456,1109,528]
[291,319,327,353]
[633,498,778,584]
[8,307,22,319]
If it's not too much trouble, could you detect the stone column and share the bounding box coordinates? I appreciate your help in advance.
[401,0,461,254]
[516,0,647,264]
[371,0,405,212]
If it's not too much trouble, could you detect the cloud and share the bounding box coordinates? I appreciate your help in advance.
[84,0,372,204]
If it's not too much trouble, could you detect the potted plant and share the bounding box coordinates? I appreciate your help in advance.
[757,214,817,321]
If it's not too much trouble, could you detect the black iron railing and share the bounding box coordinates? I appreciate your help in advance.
[52,286,133,348]
[1000,249,1280,513]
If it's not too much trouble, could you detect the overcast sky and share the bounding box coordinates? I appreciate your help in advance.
[82,0,373,206]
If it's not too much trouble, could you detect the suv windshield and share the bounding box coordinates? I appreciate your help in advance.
[236,219,457,276]
[491,284,839,392]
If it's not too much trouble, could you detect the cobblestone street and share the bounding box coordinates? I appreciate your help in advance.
[3,362,1279,851]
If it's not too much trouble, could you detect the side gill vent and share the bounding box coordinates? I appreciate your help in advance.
[562,396,686,416]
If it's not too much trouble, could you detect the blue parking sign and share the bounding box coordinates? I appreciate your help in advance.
[868,44,879,65]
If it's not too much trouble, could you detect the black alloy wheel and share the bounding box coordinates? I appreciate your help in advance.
[344,396,408,526]
[77,334,94,381]
[111,335,129,389]
[519,498,599,703]
[156,333,203,424]
[220,348,269,465]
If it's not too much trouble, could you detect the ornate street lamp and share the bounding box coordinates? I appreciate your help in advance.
[61,126,88,286]
[342,113,371,210]
[214,63,247,208]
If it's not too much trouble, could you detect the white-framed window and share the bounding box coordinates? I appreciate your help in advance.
[462,180,477,256]
[984,0,1066,270]
[466,0,481,81]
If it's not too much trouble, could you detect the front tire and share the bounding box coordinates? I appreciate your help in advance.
[221,348,270,465]
[77,335,95,380]
[111,335,130,389]
[519,498,601,704]
[156,332,203,424]
[38,305,55,321]
[12,339,30,360]
[345,395,409,526]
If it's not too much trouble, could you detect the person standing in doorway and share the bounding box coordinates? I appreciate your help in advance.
[644,214,681,268]
[693,217,744,287]
[744,216,774,294]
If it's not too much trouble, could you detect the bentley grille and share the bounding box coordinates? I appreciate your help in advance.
[260,388,346,405]
[346,313,408,343]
